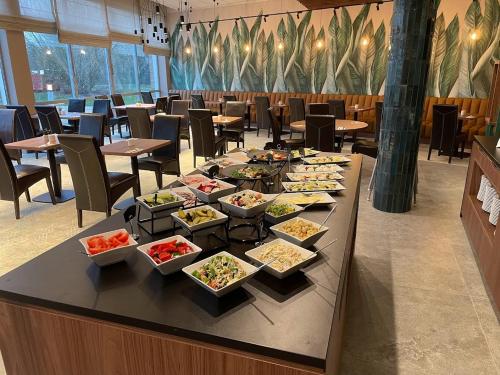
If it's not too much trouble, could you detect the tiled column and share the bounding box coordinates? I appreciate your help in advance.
[373,0,437,213]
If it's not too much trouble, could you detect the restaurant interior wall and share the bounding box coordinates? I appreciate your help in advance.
[166,0,500,99]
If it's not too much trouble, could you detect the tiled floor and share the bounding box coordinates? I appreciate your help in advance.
[0,130,498,374]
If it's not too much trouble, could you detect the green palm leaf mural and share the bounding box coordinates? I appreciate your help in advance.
[439,15,460,97]
[274,18,287,92]
[314,27,327,94]
[370,22,387,95]
[222,35,233,91]
[266,33,277,92]
[427,13,446,96]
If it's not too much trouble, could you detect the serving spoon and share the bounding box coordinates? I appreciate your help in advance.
[318,204,337,230]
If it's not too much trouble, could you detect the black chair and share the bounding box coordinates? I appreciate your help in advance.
[110,94,130,136]
[328,100,346,119]
[127,107,152,139]
[428,104,466,163]
[264,109,304,150]
[223,95,237,102]
[171,100,191,148]
[305,115,338,152]
[138,115,181,189]
[6,105,40,140]
[141,91,154,104]
[352,101,383,158]
[167,94,181,114]
[66,98,86,132]
[191,94,206,109]
[222,101,246,149]
[0,109,21,163]
[289,98,306,138]
[58,134,137,227]
[189,109,226,167]
[91,99,113,143]
[308,103,330,115]
[155,96,169,113]
[255,96,271,137]
[35,105,68,134]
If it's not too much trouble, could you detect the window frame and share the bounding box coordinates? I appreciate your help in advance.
[0,47,9,105]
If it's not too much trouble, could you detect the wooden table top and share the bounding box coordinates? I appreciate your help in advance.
[31,112,82,121]
[212,115,242,125]
[290,119,369,132]
[346,106,373,113]
[113,104,156,110]
[5,136,60,151]
[100,138,172,157]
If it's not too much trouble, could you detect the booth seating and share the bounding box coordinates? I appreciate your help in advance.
[169,90,489,142]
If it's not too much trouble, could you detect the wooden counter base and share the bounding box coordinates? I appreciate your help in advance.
[0,299,346,375]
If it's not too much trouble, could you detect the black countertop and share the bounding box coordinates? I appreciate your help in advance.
[0,156,361,370]
[475,135,500,167]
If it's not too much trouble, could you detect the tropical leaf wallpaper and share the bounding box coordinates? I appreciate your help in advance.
[168,0,500,98]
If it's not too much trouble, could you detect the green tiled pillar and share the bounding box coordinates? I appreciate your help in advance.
[373,0,437,213]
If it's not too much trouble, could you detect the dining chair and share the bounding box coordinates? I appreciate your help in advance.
[328,100,346,119]
[141,91,155,104]
[222,101,246,149]
[428,104,466,163]
[288,98,306,139]
[155,97,169,113]
[138,115,181,189]
[95,99,127,139]
[308,103,330,115]
[171,100,191,148]
[352,101,383,158]
[255,96,271,137]
[6,105,39,140]
[127,107,152,139]
[191,94,206,109]
[58,134,138,227]
[35,106,68,134]
[0,138,55,219]
[167,94,181,114]
[66,98,86,132]
[189,109,226,167]
[305,115,338,152]
[0,109,22,163]
[223,95,237,102]
[264,109,304,150]
[111,94,127,117]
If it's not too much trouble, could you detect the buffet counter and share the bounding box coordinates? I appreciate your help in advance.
[0,155,362,375]
[461,136,500,311]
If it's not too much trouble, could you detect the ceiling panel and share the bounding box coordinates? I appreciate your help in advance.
[162,0,270,11]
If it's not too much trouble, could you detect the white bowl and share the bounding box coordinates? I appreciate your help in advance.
[136,189,185,213]
[264,202,304,224]
[182,174,237,203]
[285,172,344,181]
[171,205,228,232]
[79,228,137,267]
[245,239,316,279]
[218,190,276,218]
[275,192,336,207]
[282,181,346,193]
[182,251,259,297]
[136,235,202,275]
[270,217,328,248]
[291,164,344,173]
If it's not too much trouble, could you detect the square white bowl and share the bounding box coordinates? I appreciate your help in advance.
[218,190,276,218]
[181,174,237,203]
[275,192,336,207]
[264,203,304,224]
[182,251,259,297]
[291,164,344,173]
[136,189,185,213]
[136,235,202,275]
[171,205,228,232]
[78,229,137,267]
[245,239,316,279]
[270,217,328,248]
[285,172,344,181]
[302,154,352,165]
[282,181,346,193]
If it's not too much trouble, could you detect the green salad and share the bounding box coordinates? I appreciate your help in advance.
[191,255,247,290]
[265,203,296,217]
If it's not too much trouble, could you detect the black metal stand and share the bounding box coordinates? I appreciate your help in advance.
[136,205,180,236]
[172,220,230,250]
[223,211,269,244]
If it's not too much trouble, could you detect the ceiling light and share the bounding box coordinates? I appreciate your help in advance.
[470,30,479,41]
[316,40,323,49]
[361,37,369,46]
[213,46,219,53]
[244,44,250,52]
[278,41,284,50]
[185,47,191,54]
[155,5,160,14]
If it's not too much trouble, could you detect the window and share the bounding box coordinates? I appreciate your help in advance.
[70,45,110,97]
[137,47,159,92]
[24,32,72,102]
[0,50,7,104]
[111,42,137,93]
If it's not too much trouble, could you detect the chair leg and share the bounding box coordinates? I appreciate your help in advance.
[188,138,191,149]
[56,164,62,191]
[290,131,293,139]
[77,209,83,228]
[427,145,432,160]
[25,189,31,202]
[14,198,20,220]
[35,152,39,159]
[46,177,56,205]
[106,209,111,217]
[155,169,163,190]
[193,154,196,168]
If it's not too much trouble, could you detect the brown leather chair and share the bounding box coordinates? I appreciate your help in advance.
[428,104,466,163]
[167,94,181,114]
[155,96,169,113]
[265,109,304,150]
[222,101,246,148]
[308,103,330,115]
[141,91,154,104]
[0,109,21,164]
[138,115,181,189]
[223,95,237,102]
[328,100,346,119]
[35,105,70,134]
[127,107,152,139]
[67,98,86,131]
[352,101,383,158]
[6,105,40,140]
[171,100,191,148]
[91,99,113,143]
[0,139,56,219]
[191,94,206,109]
[58,134,138,227]
[189,109,226,167]
[289,98,306,138]
[110,94,130,137]
[305,115,338,152]
[255,96,271,137]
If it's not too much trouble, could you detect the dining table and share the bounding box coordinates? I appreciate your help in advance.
[212,115,243,136]
[4,136,75,203]
[290,119,369,134]
[113,103,156,110]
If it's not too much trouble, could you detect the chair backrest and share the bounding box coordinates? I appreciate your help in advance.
[152,115,180,159]
[223,95,237,102]
[155,96,169,113]
[167,94,181,113]
[225,101,246,117]
[58,134,111,213]
[92,99,113,121]
[189,109,216,158]
[289,98,305,123]
[34,106,64,134]
[79,114,105,146]
[305,115,336,152]
[111,94,126,116]
[68,98,86,113]
[431,104,459,154]
[6,105,36,141]
[308,103,330,115]
[191,94,206,109]
[255,96,270,129]
[141,91,154,104]
[127,107,152,139]
[171,100,190,129]
[0,109,21,161]
[0,139,17,201]
[375,101,383,142]
[328,100,346,119]
[263,108,282,147]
